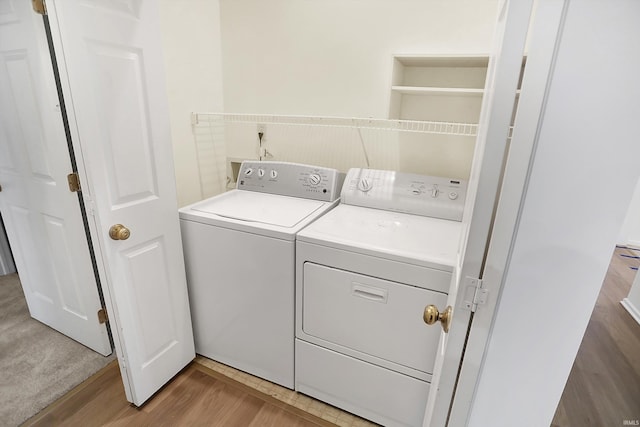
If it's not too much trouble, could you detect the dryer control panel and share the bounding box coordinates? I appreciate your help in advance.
[237,161,345,202]
[341,168,467,221]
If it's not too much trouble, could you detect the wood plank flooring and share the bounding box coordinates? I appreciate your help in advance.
[22,247,640,426]
[23,362,335,427]
[552,247,640,426]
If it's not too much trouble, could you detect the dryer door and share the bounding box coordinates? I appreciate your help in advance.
[302,263,448,375]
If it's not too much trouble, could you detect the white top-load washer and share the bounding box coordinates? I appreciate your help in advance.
[295,168,467,427]
[179,161,343,389]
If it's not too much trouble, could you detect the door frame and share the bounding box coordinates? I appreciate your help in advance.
[423,0,534,424]
[446,0,570,425]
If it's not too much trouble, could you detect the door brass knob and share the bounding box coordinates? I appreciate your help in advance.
[423,304,452,333]
[109,224,130,241]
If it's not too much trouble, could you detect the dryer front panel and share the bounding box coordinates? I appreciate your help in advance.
[301,262,448,374]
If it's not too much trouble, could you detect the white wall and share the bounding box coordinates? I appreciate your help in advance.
[157,1,501,205]
[467,1,640,426]
[219,0,499,118]
[158,1,502,203]
[216,0,499,181]
[159,0,224,207]
[618,177,640,247]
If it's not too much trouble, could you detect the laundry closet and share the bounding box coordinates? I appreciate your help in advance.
[168,1,501,205]
[149,2,640,425]
[170,2,501,425]
[1,1,639,426]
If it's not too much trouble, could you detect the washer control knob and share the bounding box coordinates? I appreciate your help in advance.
[358,178,372,192]
[244,168,253,176]
[309,173,321,186]
[270,169,278,179]
[431,185,439,198]
[257,168,265,177]
[448,192,458,200]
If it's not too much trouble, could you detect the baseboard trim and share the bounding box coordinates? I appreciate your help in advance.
[621,298,640,326]
[625,240,640,249]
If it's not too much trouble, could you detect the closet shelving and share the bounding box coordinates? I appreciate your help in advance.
[388,54,490,122]
[191,113,479,136]
[391,86,484,97]
[191,113,482,199]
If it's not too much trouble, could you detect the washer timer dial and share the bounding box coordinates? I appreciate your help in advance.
[358,178,373,192]
[308,173,322,186]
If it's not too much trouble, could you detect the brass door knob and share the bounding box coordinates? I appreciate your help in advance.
[109,224,131,241]
[423,304,452,333]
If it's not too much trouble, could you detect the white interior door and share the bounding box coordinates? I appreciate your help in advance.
[0,0,111,355]
[422,1,534,425]
[46,0,195,406]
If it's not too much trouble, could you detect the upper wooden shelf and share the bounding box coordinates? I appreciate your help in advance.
[391,86,484,96]
[393,55,490,68]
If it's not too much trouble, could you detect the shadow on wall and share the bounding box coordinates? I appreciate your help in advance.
[0,213,16,276]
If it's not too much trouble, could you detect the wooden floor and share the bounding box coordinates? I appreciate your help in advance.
[21,247,640,427]
[552,247,640,426]
[23,362,335,427]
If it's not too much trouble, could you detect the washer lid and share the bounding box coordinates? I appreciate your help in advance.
[191,190,326,228]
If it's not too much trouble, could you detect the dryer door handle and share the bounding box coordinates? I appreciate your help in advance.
[351,283,388,303]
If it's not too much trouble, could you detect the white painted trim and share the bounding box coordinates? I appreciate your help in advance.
[464,0,640,423]
[447,0,569,425]
[46,1,133,402]
[621,299,640,326]
[423,1,535,425]
[626,241,640,250]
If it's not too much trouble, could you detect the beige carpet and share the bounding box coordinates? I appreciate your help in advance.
[0,273,115,427]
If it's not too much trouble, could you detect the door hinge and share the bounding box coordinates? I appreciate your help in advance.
[67,172,81,192]
[462,277,489,312]
[97,308,109,324]
[32,0,47,15]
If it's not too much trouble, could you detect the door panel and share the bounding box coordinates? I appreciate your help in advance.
[4,52,53,181]
[87,42,160,206]
[43,214,87,317]
[124,239,180,363]
[0,0,19,24]
[0,0,111,355]
[47,0,195,405]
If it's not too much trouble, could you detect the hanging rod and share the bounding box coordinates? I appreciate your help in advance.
[191,113,478,137]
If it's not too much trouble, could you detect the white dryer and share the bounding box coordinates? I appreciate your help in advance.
[179,161,343,389]
[295,168,467,427]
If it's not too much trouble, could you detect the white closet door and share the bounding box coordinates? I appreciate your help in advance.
[0,0,110,355]
[422,0,534,425]
[47,0,195,405]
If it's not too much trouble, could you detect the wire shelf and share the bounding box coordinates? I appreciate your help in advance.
[192,113,478,137]
[191,112,479,200]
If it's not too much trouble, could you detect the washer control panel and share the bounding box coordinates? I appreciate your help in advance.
[341,168,467,221]
[237,161,344,202]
